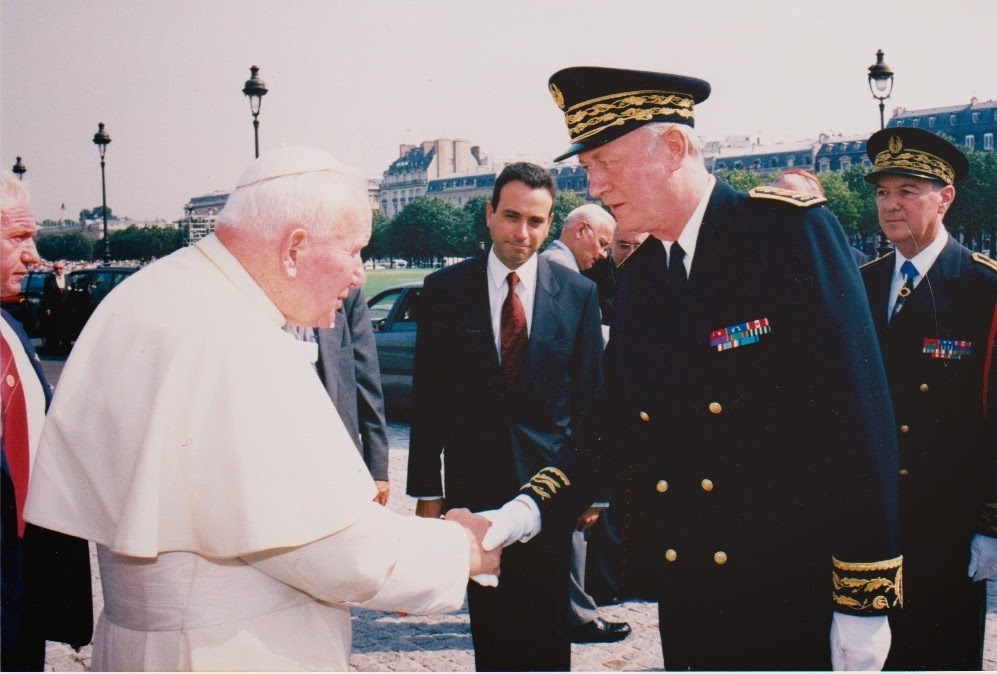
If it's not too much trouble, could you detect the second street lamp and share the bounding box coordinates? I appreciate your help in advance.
[93,122,112,266]
[867,49,895,131]
[12,156,26,180]
[867,49,896,257]
[242,65,269,158]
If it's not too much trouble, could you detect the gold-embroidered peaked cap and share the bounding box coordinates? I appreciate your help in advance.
[548,66,711,162]
[864,127,969,186]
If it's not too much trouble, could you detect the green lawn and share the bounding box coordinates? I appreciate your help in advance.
[362,268,432,297]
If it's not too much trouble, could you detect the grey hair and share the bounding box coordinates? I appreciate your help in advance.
[643,122,704,161]
[564,203,615,231]
[216,169,370,242]
[1,173,31,216]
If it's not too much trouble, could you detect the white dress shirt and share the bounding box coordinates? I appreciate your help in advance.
[487,247,539,360]
[887,227,948,319]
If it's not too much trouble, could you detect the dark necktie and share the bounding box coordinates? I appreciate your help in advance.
[890,260,918,322]
[1,333,31,538]
[500,272,528,390]
[667,243,687,287]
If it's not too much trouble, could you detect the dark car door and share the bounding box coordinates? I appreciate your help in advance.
[368,286,420,408]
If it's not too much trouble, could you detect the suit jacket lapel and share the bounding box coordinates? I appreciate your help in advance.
[469,254,500,371]
[521,258,561,390]
[866,253,895,340]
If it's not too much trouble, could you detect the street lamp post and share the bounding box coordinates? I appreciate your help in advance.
[92,122,112,266]
[867,49,895,257]
[242,65,269,158]
[12,156,26,180]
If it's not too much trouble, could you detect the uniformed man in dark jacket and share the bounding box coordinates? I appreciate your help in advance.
[859,127,996,671]
[480,67,903,671]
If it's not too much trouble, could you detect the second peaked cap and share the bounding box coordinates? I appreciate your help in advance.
[548,66,711,162]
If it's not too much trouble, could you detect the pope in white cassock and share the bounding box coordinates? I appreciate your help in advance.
[23,147,499,671]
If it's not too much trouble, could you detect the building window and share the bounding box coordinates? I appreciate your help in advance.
[912,118,920,127]
[972,112,980,123]
[928,116,936,127]
[840,157,852,171]
[786,156,795,167]
[818,158,831,173]
[965,135,975,151]
[770,158,780,168]
[862,156,873,167]
[985,133,994,150]
[950,114,957,125]
[896,120,904,126]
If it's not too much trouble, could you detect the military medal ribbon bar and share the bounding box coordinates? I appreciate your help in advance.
[710,318,771,352]
[922,338,971,360]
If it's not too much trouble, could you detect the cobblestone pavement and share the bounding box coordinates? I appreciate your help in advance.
[43,416,997,671]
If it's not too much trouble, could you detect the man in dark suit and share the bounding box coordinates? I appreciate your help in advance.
[1,174,92,671]
[407,162,604,671]
[315,286,390,504]
[42,261,69,353]
[859,127,996,670]
[482,67,902,670]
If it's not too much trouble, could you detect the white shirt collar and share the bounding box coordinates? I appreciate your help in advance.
[193,234,286,328]
[661,174,716,273]
[893,226,948,280]
[487,247,539,294]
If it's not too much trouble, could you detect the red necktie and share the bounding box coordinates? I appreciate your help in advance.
[1,332,31,538]
[500,272,528,390]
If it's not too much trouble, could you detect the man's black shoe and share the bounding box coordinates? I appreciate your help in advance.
[568,617,632,643]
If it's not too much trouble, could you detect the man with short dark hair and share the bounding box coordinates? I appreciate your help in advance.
[482,67,902,671]
[42,260,70,352]
[859,127,996,670]
[408,162,604,671]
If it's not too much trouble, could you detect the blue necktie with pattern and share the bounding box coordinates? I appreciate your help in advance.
[890,260,919,322]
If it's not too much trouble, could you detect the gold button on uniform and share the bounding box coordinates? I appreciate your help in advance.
[899,469,909,476]
[708,402,722,414]
[714,551,728,565]
[639,411,650,422]
[6,374,14,387]
[665,549,678,562]
[900,424,910,434]
[701,479,714,492]
[656,480,669,493]
[919,384,929,392]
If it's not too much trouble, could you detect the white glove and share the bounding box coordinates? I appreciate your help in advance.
[479,495,541,551]
[830,612,891,671]
[967,533,997,581]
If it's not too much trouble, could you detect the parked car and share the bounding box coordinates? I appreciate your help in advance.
[367,282,421,414]
[63,265,140,341]
[1,270,52,337]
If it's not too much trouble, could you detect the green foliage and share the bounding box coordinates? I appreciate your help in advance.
[462,196,490,252]
[715,168,766,192]
[79,205,114,221]
[108,226,184,261]
[388,197,468,262]
[36,232,95,261]
[946,149,997,250]
[364,211,392,261]
[550,192,586,243]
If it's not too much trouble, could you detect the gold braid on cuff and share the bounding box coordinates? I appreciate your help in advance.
[832,555,903,615]
[520,467,571,501]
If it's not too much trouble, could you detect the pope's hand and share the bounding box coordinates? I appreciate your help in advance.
[372,480,390,506]
[830,612,890,671]
[444,508,501,586]
[968,533,997,581]
[478,497,538,551]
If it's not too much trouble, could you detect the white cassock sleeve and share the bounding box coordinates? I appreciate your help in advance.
[243,500,470,615]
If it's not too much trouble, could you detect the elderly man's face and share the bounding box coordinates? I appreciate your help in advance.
[875,174,952,259]
[295,209,371,328]
[574,220,614,271]
[1,204,41,296]
[579,128,673,235]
